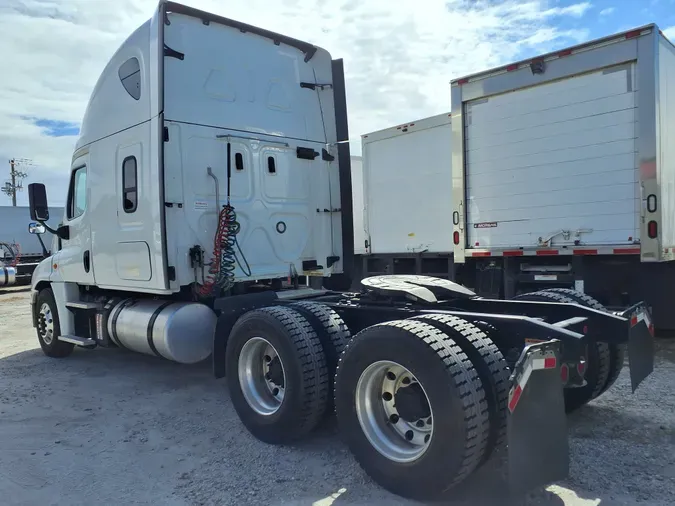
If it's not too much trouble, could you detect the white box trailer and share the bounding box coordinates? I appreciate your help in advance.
[451,24,675,329]
[350,155,367,255]
[355,113,454,279]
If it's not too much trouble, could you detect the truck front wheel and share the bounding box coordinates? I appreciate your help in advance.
[334,320,490,500]
[36,288,74,358]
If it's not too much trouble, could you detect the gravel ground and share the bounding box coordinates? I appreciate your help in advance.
[1,285,674,506]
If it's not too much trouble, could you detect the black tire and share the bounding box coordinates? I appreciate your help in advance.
[410,314,510,464]
[36,288,74,358]
[541,288,625,396]
[225,306,329,444]
[289,301,351,413]
[513,290,611,412]
[334,320,490,500]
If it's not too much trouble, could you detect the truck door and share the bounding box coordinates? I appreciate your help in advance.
[55,154,95,284]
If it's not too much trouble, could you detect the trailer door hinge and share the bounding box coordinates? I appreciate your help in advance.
[167,266,176,281]
[297,147,319,160]
[326,255,340,268]
[300,82,333,90]
[163,126,169,142]
[164,202,183,208]
[164,43,184,61]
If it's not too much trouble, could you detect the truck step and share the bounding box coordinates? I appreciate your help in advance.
[58,335,97,347]
[66,301,101,310]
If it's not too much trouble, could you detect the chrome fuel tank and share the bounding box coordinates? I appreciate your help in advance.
[0,266,16,286]
[107,299,216,364]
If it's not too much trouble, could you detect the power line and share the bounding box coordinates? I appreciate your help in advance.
[2,158,33,206]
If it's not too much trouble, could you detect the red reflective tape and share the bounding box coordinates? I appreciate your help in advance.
[573,249,597,255]
[536,250,559,256]
[649,323,655,336]
[471,252,491,257]
[613,248,640,255]
[503,250,524,256]
[506,64,519,72]
[544,357,557,369]
[558,49,572,57]
[625,29,642,39]
[630,315,638,327]
[457,78,469,85]
[508,384,523,413]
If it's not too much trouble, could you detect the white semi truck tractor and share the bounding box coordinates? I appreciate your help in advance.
[27,1,656,500]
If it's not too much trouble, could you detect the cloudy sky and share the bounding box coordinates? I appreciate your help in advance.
[1,0,674,207]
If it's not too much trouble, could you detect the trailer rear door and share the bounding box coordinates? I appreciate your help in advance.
[465,63,639,250]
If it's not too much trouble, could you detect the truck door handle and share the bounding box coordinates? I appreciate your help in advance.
[83,250,90,273]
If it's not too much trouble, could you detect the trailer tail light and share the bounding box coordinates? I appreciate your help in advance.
[648,220,658,239]
[625,29,642,39]
[453,231,460,245]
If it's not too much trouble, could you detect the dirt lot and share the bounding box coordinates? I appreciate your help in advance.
[1,286,675,506]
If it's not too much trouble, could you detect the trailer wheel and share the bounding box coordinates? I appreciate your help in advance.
[289,301,351,412]
[36,288,74,358]
[410,314,510,464]
[226,306,329,444]
[512,290,611,412]
[334,320,490,500]
[540,288,625,397]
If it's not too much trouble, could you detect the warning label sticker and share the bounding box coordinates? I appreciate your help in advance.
[474,222,498,229]
[194,200,209,210]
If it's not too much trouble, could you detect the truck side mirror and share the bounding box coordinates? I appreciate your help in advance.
[28,183,50,221]
[28,222,46,235]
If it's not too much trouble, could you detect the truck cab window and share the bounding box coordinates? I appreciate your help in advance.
[67,166,87,220]
[122,156,138,213]
[118,57,141,100]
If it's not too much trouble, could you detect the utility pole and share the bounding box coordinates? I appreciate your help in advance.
[2,158,32,206]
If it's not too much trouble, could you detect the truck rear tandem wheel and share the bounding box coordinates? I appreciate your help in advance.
[333,319,490,500]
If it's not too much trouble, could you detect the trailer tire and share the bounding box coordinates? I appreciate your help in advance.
[541,288,625,397]
[512,290,611,413]
[225,306,329,444]
[334,320,490,500]
[36,288,74,358]
[410,314,510,463]
[288,301,351,412]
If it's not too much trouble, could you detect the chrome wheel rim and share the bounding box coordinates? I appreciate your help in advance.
[238,337,286,416]
[38,302,55,345]
[355,361,434,463]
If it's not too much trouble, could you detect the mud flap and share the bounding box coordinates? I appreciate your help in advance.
[507,341,568,494]
[622,304,655,392]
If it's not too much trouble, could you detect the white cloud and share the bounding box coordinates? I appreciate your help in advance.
[664,26,675,41]
[599,7,615,16]
[0,0,591,207]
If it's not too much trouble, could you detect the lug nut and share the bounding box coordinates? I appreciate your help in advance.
[382,392,393,401]
[416,420,425,428]
[264,355,272,363]
[272,387,279,396]
[424,434,430,443]
[405,430,414,441]
[402,377,411,385]
[386,371,396,381]
[389,414,399,424]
